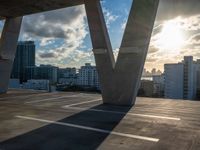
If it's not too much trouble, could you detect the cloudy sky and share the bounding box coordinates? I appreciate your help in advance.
[0,0,200,71]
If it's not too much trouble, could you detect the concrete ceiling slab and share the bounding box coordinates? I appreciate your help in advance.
[0,0,84,18]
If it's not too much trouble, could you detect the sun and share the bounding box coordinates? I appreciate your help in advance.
[156,19,185,51]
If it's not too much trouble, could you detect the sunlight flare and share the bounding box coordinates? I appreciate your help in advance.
[156,18,186,52]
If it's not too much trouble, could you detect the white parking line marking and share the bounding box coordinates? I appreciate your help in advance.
[26,94,81,104]
[16,115,159,142]
[62,106,181,121]
[63,99,102,107]
[0,92,50,100]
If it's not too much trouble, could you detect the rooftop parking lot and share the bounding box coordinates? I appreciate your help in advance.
[0,89,200,150]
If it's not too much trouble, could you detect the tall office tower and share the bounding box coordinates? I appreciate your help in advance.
[183,56,195,99]
[196,70,200,99]
[77,63,100,89]
[194,59,200,99]
[11,41,35,83]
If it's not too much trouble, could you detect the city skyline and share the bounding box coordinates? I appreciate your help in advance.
[0,0,200,71]
[10,43,200,100]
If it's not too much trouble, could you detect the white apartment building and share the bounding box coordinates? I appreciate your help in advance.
[164,63,184,99]
[164,56,200,100]
[77,63,100,89]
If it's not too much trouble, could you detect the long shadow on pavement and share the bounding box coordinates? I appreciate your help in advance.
[0,104,131,150]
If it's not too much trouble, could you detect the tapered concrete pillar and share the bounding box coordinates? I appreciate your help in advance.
[0,17,22,94]
[85,0,159,106]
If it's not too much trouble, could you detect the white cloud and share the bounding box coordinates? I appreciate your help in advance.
[18,4,120,68]
[102,8,118,28]
[19,5,92,68]
[178,15,200,31]
[144,14,200,71]
[186,33,200,45]
[121,20,127,30]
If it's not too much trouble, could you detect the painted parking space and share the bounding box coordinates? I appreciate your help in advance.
[0,90,200,150]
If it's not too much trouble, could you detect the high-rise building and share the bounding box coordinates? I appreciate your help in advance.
[11,41,35,83]
[164,56,200,100]
[77,63,100,89]
[164,63,184,99]
[196,70,200,99]
[183,56,195,99]
[194,59,200,99]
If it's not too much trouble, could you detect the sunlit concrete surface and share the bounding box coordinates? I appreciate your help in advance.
[0,89,200,150]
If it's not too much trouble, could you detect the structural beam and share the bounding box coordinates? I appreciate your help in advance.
[0,17,22,93]
[85,0,159,106]
[0,0,84,18]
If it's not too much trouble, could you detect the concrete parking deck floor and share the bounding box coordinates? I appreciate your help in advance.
[0,89,200,150]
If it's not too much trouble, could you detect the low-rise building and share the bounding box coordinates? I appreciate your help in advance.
[58,68,77,85]
[138,80,154,97]
[22,79,50,91]
[26,65,58,84]
[9,79,21,89]
[153,74,164,97]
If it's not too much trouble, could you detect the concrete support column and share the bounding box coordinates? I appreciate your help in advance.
[0,17,22,93]
[114,0,160,105]
[84,0,116,101]
[85,0,159,106]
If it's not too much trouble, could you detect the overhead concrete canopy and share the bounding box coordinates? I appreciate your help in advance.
[0,0,84,18]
